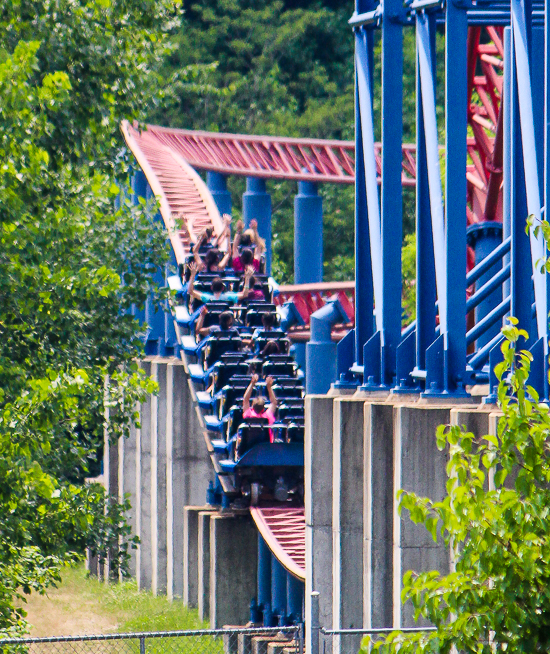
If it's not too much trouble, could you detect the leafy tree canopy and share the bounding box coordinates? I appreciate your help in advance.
[0,0,178,634]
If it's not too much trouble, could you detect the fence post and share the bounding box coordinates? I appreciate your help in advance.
[310,591,320,654]
[140,636,146,654]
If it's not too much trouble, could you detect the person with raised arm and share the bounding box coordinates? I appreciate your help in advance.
[242,374,278,442]
[188,261,254,304]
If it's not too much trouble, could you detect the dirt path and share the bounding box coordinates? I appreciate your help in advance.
[20,567,125,637]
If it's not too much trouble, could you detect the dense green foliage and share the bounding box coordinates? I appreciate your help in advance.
[151,0,357,282]
[149,2,443,285]
[362,319,550,653]
[0,0,179,634]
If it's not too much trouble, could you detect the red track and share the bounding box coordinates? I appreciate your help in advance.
[250,507,305,580]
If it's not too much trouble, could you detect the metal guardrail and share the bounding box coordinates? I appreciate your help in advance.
[0,627,303,654]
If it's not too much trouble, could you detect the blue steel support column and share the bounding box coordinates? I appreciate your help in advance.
[243,177,272,274]
[271,555,287,624]
[207,171,232,216]
[145,183,168,355]
[416,13,447,395]
[414,16,437,380]
[306,300,349,394]
[294,180,323,284]
[380,0,404,388]
[131,169,148,325]
[443,0,469,394]
[287,574,304,623]
[258,536,272,611]
[353,0,376,373]
[503,27,512,302]
[510,14,535,345]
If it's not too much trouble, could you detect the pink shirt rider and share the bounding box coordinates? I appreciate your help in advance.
[243,407,275,442]
[233,257,260,274]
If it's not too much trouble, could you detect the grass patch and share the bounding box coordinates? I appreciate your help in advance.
[22,564,208,637]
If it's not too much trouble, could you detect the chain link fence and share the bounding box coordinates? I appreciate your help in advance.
[0,627,303,654]
[318,627,437,654]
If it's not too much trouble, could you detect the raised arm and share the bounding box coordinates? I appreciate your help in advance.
[188,262,201,300]
[194,305,209,340]
[249,219,266,259]
[232,219,244,259]
[218,215,233,269]
[243,374,259,413]
[236,266,254,300]
[265,376,278,415]
[193,231,207,268]
[215,214,232,249]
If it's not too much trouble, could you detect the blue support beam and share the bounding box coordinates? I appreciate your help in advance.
[258,536,272,611]
[243,177,272,274]
[380,0,404,389]
[353,0,377,373]
[271,555,287,623]
[443,0,469,395]
[207,171,232,216]
[294,180,323,284]
[287,574,304,623]
[414,15,437,382]
[145,183,169,356]
[509,25,535,345]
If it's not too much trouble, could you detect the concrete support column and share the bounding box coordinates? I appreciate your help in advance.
[138,360,153,590]
[333,398,365,630]
[199,510,216,622]
[209,514,258,628]
[305,396,334,645]
[103,377,120,582]
[183,506,210,608]
[168,360,212,598]
[207,171,232,216]
[243,177,272,274]
[154,359,168,596]
[363,402,394,628]
[294,180,323,284]
[393,405,451,627]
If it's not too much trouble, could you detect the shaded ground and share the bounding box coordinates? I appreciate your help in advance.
[20,565,206,637]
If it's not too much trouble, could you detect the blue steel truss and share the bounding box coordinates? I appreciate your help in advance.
[340,0,550,400]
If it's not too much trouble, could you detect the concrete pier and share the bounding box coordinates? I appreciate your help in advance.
[305,395,334,652]
[209,513,258,628]
[363,402,394,628]
[198,510,215,621]
[105,357,213,600]
[332,398,365,630]
[304,393,495,631]
[393,405,451,627]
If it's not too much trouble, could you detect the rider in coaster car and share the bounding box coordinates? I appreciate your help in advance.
[192,216,233,273]
[191,214,232,250]
[194,308,238,341]
[232,219,265,273]
[246,276,266,302]
[242,312,277,349]
[242,374,278,442]
[188,261,254,304]
[246,341,280,375]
